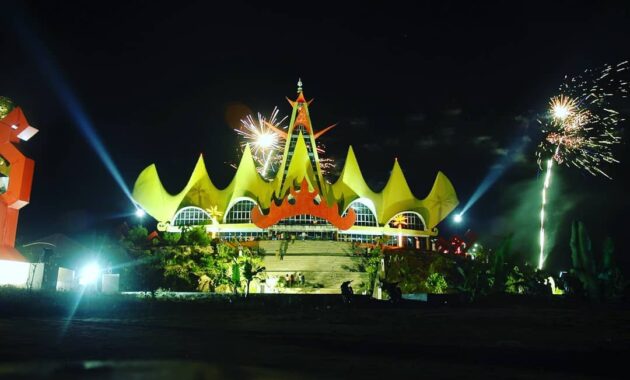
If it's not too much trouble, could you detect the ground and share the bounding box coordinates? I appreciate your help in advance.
[0,292,628,379]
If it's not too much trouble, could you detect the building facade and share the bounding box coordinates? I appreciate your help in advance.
[132,84,459,247]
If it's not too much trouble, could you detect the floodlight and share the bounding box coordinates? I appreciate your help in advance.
[79,263,100,285]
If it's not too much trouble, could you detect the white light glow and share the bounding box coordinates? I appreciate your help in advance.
[0,260,30,287]
[552,105,571,120]
[453,214,463,223]
[256,133,276,149]
[79,263,100,286]
[135,209,146,218]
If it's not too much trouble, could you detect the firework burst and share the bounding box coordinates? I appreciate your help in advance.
[536,61,628,270]
[233,107,336,179]
[537,61,627,178]
[235,107,288,178]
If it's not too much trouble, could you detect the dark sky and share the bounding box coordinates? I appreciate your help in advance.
[2,1,630,270]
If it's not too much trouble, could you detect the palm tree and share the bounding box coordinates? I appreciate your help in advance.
[188,187,206,206]
[391,214,408,247]
[242,260,265,297]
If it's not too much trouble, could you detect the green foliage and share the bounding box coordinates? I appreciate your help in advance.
[231,263,241,288]
[569,221,626,300]
[385,250,459,294]
[162,232,182,245]
[360,246,383,294]
[455,257,491,301]
[126,226,149,247]
[454,235,553,301]
[182,226,211,246]
[491,235,512,292]
[425,272,448,294]
[602,237,614,272]
[161,246,215,290]
[570,221,600,300]
[242,258,265,297]
[120,224,265,294]
[121,248,163,293]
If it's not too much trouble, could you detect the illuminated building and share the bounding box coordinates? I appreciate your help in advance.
[132,83,459,247]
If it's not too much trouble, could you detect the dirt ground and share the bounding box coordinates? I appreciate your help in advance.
[0,293,628,379]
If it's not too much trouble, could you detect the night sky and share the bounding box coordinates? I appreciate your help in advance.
[2,1,630,271]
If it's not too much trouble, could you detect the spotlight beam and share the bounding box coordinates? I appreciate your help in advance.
[459,136,530,216]
[10,13,135,205]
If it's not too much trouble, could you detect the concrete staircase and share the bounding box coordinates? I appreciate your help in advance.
[259,240,353,256]
[258,241,369,294]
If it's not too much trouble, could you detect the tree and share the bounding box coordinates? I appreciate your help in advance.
[490,235,512,292]
[456,256,491,302]
[120,227,267,294]
[242,257,265,297]
[355,243,383,294]
[126,225,149,247]
[569,221,626,300]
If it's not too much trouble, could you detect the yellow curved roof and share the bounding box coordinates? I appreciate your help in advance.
[133,138,458,229]
[132,89,458,230]
[330,147,458,228]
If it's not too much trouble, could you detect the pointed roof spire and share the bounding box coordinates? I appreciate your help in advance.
[297,78,303,93]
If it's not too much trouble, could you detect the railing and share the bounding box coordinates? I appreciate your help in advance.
[268,225,337,232]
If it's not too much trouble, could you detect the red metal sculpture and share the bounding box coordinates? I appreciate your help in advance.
[0,107,38,261]
[251,178,356,230]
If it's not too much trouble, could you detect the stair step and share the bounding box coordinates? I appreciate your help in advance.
[259,240,354,255]
[254,240,368,293]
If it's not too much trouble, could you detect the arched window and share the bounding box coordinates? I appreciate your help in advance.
[343,200,378,227]
[225,199,256,223]
[387,212,425,230]
[172,207,211,226]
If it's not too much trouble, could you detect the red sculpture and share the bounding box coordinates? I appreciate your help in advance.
[0,107,38,261]
[251,178,356,230]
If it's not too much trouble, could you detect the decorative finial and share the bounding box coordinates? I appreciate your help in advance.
[297,78,303,93]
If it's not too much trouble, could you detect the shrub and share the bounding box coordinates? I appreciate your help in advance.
[425,272,448,294]
[126,226,148,247]
[182,226,211,246]
[162,232,182,245]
